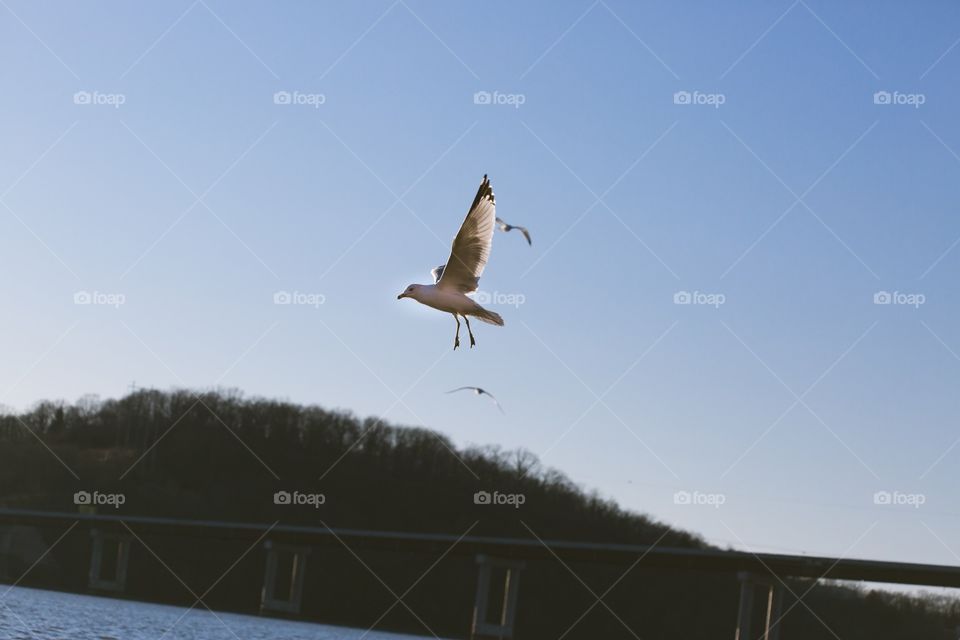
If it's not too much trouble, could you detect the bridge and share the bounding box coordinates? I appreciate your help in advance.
[0,508,957,639]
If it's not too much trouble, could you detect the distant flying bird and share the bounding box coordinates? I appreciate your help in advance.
[496,217,531,246]
[397,175,504,349]
[446,386,505,414]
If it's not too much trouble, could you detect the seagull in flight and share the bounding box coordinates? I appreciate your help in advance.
[397,175,504,349]
[496,217,531,246]
[446,386,505,414]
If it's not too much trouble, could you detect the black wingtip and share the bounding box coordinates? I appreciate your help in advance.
[468,174,495,211]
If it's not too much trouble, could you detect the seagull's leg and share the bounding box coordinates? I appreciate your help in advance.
[464,315,477,348]
[452,314,461,350]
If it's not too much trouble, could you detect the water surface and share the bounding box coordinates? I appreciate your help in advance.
[0,586,434,640]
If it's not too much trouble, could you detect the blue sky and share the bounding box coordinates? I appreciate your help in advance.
[3,0,960,575]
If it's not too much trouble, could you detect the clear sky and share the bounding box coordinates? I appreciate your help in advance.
[2,0,960,575]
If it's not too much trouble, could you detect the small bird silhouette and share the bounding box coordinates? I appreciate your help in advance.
[446,386,505,414]
[496,217,531,245]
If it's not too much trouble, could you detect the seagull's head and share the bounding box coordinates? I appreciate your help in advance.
[397,284,422,301]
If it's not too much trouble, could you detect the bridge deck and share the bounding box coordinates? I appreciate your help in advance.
[1,508,957,588]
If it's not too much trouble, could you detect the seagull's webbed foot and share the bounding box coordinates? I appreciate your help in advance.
[452,314,461,350]
[454,335,460,350]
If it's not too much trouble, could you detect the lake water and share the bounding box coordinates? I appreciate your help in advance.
[0,586,434,640]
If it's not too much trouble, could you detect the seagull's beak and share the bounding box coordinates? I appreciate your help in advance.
[397,292,406,300]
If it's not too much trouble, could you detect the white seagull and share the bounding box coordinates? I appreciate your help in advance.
[446,386,505,414]
[397,175,504,349]
[496,217,532,246]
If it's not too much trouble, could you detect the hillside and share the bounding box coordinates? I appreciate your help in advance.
[0,389,957,639]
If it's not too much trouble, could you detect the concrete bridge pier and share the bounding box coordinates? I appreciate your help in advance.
[735,571,784,640]
[471,554,524,639]
[260,541,309,615]
[87,529,131,592]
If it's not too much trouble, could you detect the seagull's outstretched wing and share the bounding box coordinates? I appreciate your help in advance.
[483,390,506,414]
[514,225,532,246]
[437,175,496,294]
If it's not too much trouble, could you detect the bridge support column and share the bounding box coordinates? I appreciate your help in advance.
[88,529,131,592]
[260,541,309,615]
[735,571,784,640]
[471,554,524,639]
[0,528,12,579]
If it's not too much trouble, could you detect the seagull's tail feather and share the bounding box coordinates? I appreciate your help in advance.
[470,306,504,326]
